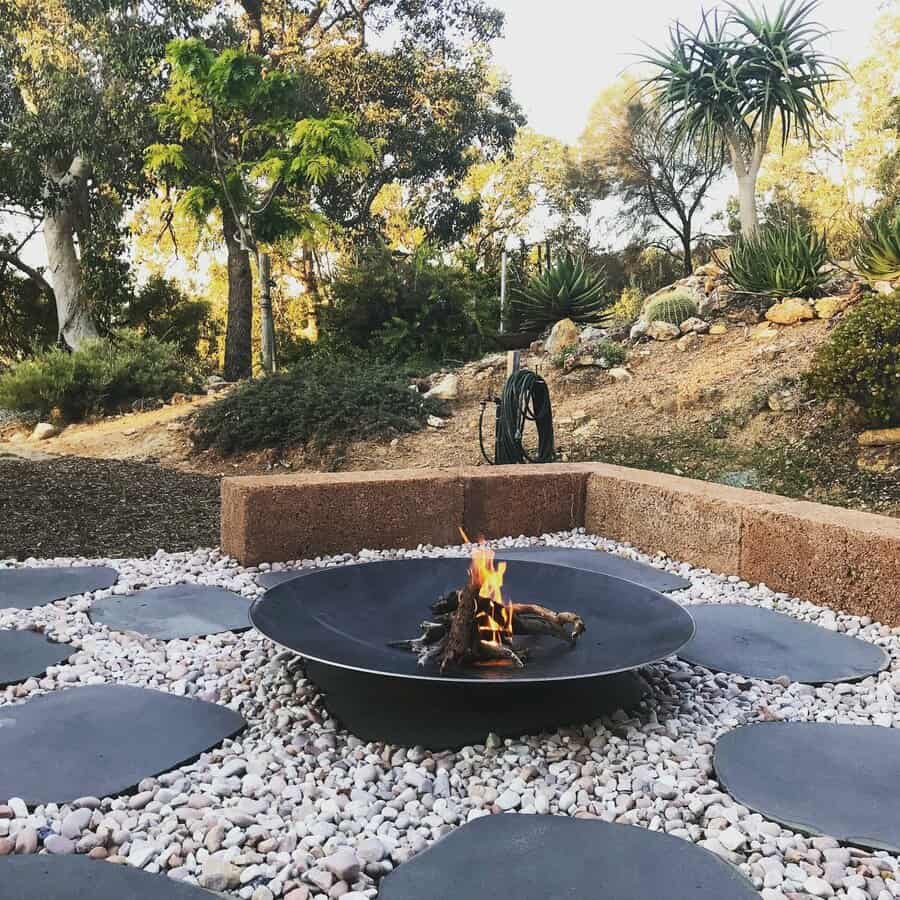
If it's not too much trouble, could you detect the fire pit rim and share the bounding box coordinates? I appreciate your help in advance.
[250,557,696,685]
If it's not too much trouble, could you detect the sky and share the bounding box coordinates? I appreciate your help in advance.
[488,0,890,144]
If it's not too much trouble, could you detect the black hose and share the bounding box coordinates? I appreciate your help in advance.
[479,369,555,465]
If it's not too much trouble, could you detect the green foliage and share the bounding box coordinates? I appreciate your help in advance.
[854,207,900,281]
[644,291,699,326]
[723,221,830,297]
[552,339,628,371]
[0,271,56,361]
[0,331,202,421]
[324,243,497,365]
[807,293,900,426]
[191,352,445,454]
[512,255,612,331]
[124,276,216,359]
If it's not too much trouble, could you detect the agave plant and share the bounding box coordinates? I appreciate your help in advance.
[723,221,830,298]
[512,255,612,331]
[854,207,900,282]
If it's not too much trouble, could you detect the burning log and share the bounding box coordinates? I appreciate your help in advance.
[390,546,585,673]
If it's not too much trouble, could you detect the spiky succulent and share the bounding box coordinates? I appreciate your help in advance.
[854,207,900,282]
[512,255,612,331]
[644,292,699,326]
[723,221,829,298]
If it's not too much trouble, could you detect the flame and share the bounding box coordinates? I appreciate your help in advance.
[461,529,514,646]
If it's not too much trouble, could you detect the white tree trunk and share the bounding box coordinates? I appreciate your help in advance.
[736,169,760,236]
[43,158,98,349]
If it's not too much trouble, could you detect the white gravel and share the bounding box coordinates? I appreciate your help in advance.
[2,530,900,900]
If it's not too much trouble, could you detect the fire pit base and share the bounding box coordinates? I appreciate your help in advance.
[305,660,648,748]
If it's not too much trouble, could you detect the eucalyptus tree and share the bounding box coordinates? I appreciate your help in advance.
[145,39,371,376]
[642,0,845,235]
[0,0,208,348]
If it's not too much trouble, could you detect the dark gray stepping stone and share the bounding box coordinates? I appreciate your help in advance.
[90,584,251,639]
[256,548,690,593]
[0,854,222,899]
[0,684,245,805]
[378,814,758,900]
[679,604,888,684]
[0,566,118,611]
[0,630,73,686]
[715,722,900,852]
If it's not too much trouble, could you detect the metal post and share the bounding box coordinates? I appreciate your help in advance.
[259,252,277,374]
[499,249,508,335]
[506,350,521,378]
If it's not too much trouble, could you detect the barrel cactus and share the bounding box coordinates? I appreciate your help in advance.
[644,291,699,326]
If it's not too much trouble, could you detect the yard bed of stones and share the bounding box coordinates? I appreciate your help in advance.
[1,532,899,900]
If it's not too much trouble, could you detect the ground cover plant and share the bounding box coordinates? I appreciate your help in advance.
[854,207,900,282]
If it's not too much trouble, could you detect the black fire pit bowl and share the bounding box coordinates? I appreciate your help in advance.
[251,558,693,747]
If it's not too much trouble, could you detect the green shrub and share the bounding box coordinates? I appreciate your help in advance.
[807,293,900,426]
[552,338,628,371]
[854,206,900,282]
[191,352,446,454]
[512,254,612,331]
[0,330,202,420]
[608,286,644,323]
[324,243,497,365]
[723,221,829,298]
[644,291,698,326]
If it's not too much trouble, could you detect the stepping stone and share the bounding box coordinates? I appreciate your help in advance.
[90,584,251,640]
[257,548,690,593]
[679,604,888,684]
[0,566,118,611]
[378,813,758,900]
[715,722,900,853]
[0,684,245,805]
[0,855,224,899]
[0,630,73,686]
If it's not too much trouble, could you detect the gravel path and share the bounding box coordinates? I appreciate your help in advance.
[0,456,220,559]
[1,531,899,900]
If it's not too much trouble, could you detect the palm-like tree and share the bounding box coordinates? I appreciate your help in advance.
[641,1,845,235]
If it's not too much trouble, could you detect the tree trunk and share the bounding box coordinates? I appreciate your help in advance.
[736,170,759,236]
[242,0,264,54]
[223,210,254,381]
[43,199,98,349]
[681,221,693,276]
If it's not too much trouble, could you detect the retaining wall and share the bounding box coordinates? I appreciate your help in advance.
[222,464,900,624]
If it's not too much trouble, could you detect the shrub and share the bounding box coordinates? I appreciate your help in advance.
[643,291,698,326]
[0,330,202,420]
[807,293,900,426]
[191,352,446,454]
[512,254,612,331]
[324,243,497,365]
[608,286,644,324]
[854,207,900,282]
[552,338,628,371]
[0,272,57,361]
[723,221,829,298]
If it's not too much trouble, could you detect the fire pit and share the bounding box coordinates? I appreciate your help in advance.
[250,556,694,747]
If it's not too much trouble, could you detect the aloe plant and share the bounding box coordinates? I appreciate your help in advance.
[723,221,829,298]
[512,255,612,331]
[854,207,900,282]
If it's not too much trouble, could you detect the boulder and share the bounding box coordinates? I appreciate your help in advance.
[545,318,580,356]
[579,325,607,343]
[693,262,723,277]
[679,317,710,335]
[873,281,895,296]
[814,296,850,320]
[676,332,702,352]
[30,422,60,441]
[751,324,780,341]
[708,323,728,335]
[858,428,900,448]
[767,390,799,413]
[425,374,459,401]
[765,297,815,325]
[427,415,447,429]
[646,321,681,341]
[629,320,649,342]
[608,367,632,382]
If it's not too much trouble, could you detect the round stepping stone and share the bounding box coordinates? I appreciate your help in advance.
[378,813,758,899]
[0,684,245,805]
[256,547,690,593]
[679,604,888,684]
[0,854,224,899]
[0,566,118,611]
[0,630,73,686]
[90,584,250,639]
[715,722,900,852]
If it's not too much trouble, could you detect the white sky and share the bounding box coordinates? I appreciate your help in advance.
[489,0,890,144]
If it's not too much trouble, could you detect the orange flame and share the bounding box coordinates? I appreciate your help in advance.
[460,528,514,646]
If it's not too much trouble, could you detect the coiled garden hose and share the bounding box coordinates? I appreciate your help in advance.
[479,369,556,465]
